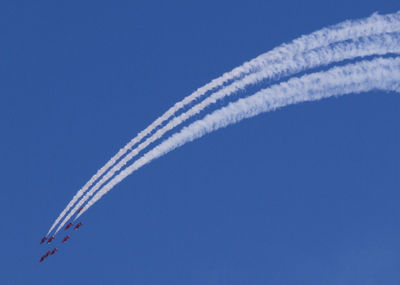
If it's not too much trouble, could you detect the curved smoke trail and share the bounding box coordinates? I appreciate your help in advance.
[76,56,400,219]
[54,33,400,233]
[48,10,400,234]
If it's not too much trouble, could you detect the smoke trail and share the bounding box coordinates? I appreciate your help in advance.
[54,33,400,233]
[76,57,400,219]
[48,10,400,234]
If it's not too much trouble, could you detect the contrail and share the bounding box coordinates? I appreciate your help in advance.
[54,32,400,233]
[76,56,400,219]
[48,10,400,235]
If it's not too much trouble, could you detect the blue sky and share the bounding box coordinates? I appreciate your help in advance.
[1,0,399,284]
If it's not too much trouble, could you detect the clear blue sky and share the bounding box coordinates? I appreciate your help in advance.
[1,0,399,284]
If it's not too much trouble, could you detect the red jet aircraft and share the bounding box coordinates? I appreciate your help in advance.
[74,222,83,230]
[40,250,51,262]
[62,235,70,243]
[50,248,58,255]
[65,222,73,230]
[46,236,55,244]
[40,236,47,244]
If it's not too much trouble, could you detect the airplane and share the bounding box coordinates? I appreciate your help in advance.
[77,207,83,214]
[46,236,55,244]
[50,248,58,255]
[65,222,73,230]
[40,236,47,244]
[62,235,70,243]
[74,222,83,230]
[40,251,50,262]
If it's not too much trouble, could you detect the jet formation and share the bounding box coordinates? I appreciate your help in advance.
[39,220,83,263]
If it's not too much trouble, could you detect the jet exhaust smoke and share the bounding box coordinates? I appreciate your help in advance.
[54,33,400,233]
[47,11,400,235]
[75,56,400,220]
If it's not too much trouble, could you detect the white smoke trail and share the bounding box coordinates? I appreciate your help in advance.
[54,33,400,233]
[76,56,400,219]
[48,10,400,235]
